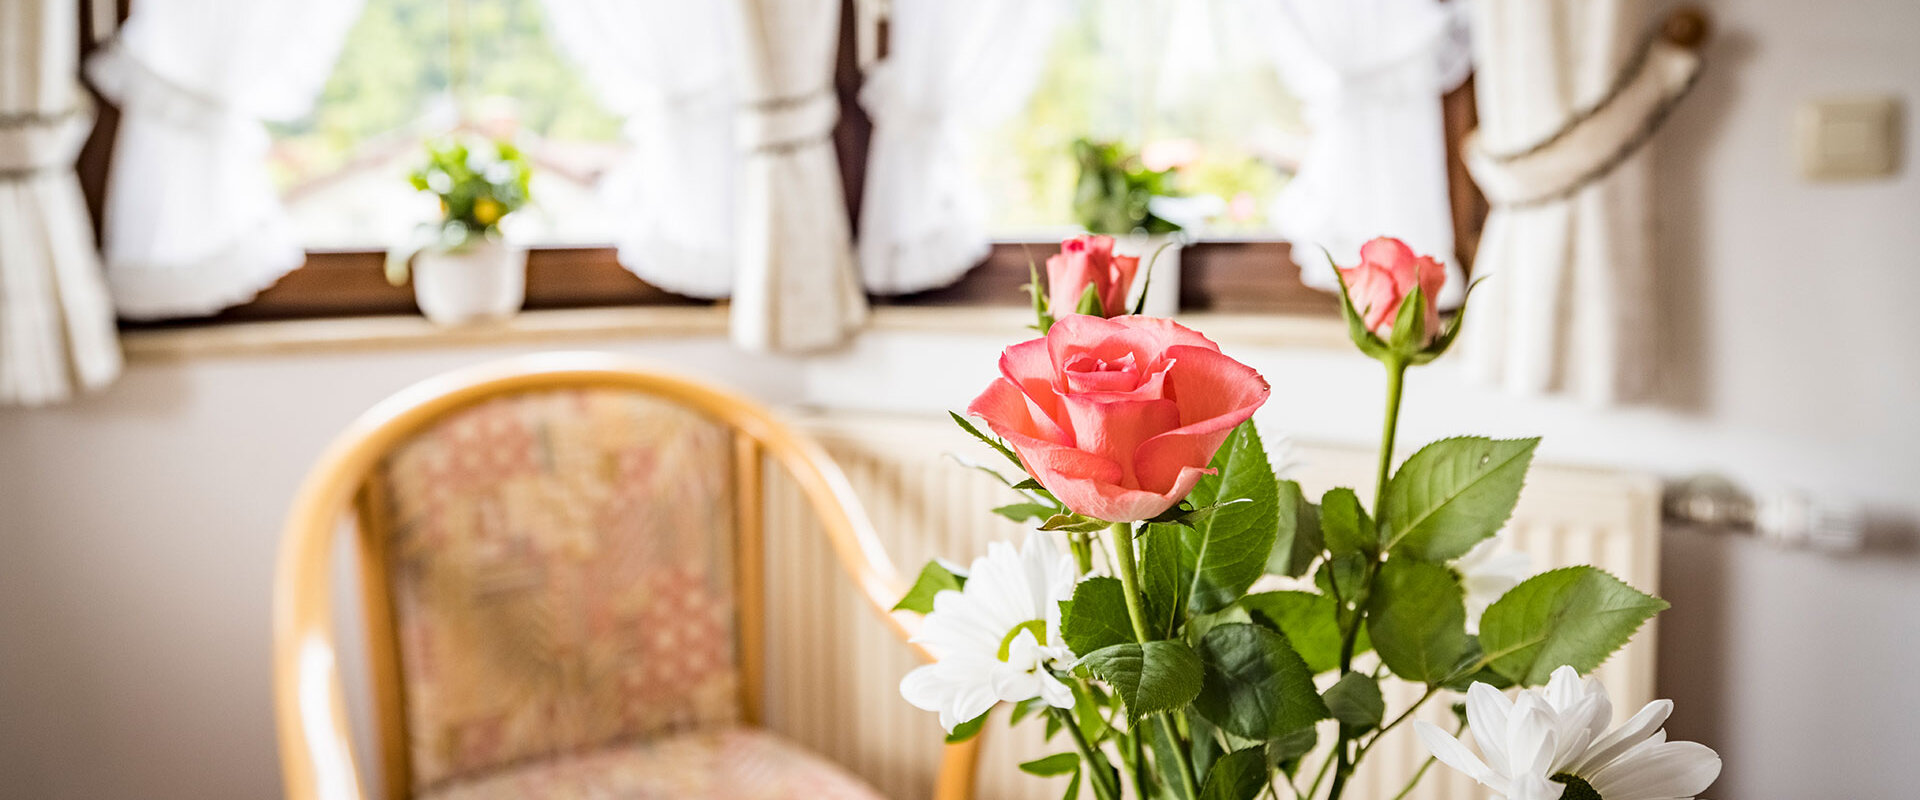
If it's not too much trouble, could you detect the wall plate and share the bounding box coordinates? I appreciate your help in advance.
[1796,96,1903,181]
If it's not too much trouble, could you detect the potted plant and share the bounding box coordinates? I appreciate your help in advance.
[1071,138,1186,317]
[387,136,533,325]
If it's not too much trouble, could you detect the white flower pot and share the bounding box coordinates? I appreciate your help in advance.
[1114,233,1183,318]
[411,240,526,326]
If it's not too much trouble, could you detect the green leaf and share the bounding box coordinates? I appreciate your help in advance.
[947,710,988,743]
[1140,523,1191,638]
[1021,753,1083,777]
[993,502,1057,523]
[893,560,965,613]
[1043,513,1111,533]
[1388,279,1429,352]
[1268,726,1318,774]
[1061,577,1136,656]
[1188,714,1226,783]
[1184,423,1281,615]
[1324,672,1386,734]
[1266,480,1322,578]
[1410,277,1485,365]
[1198,748,1269,800]
[1364,558,1469,684]
[1240,591,1366,674]
[1194,624,1330,740]
[1010,697,1045,726]
[1075,640,1206,718]
[1443,636,1516,692]
[950,411,1026,472]
[1320,487,1375,557]
[1077,282,1106,316]
[1315,553,1370,610]
[1477,566,1668,686]
[1331,255,1391,361]
[1148,723,1198,800]
[1381,437,1539,562]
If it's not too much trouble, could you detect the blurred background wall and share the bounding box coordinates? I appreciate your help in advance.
[1,0,1915,797]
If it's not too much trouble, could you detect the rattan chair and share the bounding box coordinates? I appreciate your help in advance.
[273,352,980,800]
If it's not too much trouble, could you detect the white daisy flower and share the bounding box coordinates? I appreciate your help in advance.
[899,531,1079,732]
[1416,666,1721,800]
[1455,536,1532,634]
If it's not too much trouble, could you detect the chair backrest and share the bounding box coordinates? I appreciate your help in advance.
[272,354,969,800]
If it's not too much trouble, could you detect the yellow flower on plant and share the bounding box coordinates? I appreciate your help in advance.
[473,197,503,226]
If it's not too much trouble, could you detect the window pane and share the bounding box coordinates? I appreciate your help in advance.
[975,0,1307,239]
[268,0,624,249]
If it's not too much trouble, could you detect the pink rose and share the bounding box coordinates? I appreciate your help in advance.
[968,315,1271,523]
[1048,235,1139,318]
[1340,237,1447,342]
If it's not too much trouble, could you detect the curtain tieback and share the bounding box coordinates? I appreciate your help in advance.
[737,89,839,155]
[0,102,93,178]
[1465,36,1703,208]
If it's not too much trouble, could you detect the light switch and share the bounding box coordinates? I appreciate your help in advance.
[1797,96,1903,181]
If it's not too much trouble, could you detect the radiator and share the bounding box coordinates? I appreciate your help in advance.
[761,414,1662,800]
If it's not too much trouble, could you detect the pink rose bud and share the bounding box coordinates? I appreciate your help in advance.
[1340,237,1448,343]
[1047,235,1140,318]
[968,316,1271,523]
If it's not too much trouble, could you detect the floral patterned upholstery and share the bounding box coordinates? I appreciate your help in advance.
[378,389,745,792]
[418,727,887,800]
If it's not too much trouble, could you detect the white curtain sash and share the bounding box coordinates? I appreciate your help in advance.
[0,105,92,175]
[1466,39,1702,208]
[736,90,840,155]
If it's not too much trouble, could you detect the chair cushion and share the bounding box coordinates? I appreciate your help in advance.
[417,727,887,800]
[379,389,744,788]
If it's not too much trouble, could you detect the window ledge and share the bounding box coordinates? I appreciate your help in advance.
[121,305,1348,361]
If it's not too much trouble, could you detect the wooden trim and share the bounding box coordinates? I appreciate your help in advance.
[733,433,768,728]
[116,248,707,327]
[1443,75,1488,270]
[273,353,949,800]
[352,479,414,800]
[934,735,985,800]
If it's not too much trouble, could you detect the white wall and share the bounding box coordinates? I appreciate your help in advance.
[3,0,1917,797]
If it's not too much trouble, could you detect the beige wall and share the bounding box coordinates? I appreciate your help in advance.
[3,0,1918,797]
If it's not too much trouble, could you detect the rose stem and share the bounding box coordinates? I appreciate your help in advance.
[1102,521,1201,800]
[1330,353,1411,800]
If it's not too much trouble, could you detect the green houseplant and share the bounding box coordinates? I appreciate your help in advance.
[1071,138,1185,316]
[387,135,534,325]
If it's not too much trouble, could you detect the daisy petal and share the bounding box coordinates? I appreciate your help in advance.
[1468,682,1515,775]
[1415,721,1500,787]
[1586,740,1722,800]
[1569,699,1673,774]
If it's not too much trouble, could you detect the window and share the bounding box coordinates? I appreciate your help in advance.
[269,0,625,250]
[86,2,1482,325]
[976,2,1308,238]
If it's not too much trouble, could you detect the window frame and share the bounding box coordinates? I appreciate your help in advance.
[82,0,1483,327]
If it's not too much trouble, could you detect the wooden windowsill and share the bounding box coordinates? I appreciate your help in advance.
[120,304,1348,361]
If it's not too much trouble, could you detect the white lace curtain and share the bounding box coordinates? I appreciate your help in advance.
[87,0,363,319]
[0,0,121,406]
[1249,0,1471,306]
[1461,0,1700,404]
[727,0,866,352]
[538,0,738,299]
[856,0,1065,294]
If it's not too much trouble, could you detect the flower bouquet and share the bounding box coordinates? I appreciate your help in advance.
[897,236,1720,800]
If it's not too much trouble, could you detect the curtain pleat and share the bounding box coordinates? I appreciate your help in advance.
[86,0,363,319]
[1461,0,1698,404]
[1250,0,1471,306]
[855,0,1065,295]
[727,0,866,353]
[538,0,739,299]
[0,0,122,406]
